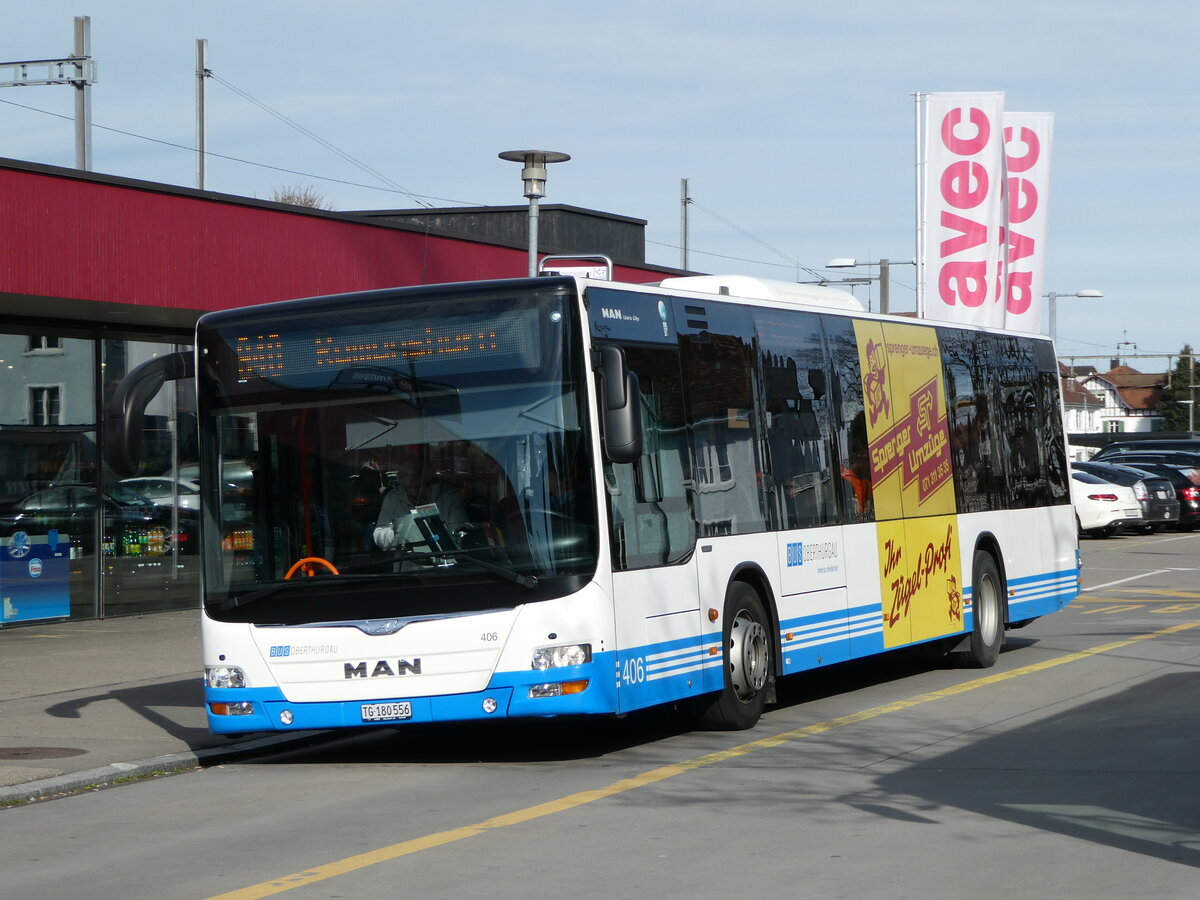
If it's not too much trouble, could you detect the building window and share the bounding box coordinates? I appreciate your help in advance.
[29,386,62,425]
[26,335,63,353]
[1103,420,1124,433]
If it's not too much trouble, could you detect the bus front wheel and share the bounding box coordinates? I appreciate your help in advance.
[956,550,1004,668]
[696,582,772,731]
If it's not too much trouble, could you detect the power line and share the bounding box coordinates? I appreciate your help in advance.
[688,200,826,280]
[646,238,808,272]
[0,95,480,206]
[207,73,431,208]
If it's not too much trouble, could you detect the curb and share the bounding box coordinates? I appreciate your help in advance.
[0,731,328,808]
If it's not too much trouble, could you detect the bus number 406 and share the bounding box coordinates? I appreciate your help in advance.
[622,657,645,685]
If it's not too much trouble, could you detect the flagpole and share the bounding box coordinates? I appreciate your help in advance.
[914,92,926,319]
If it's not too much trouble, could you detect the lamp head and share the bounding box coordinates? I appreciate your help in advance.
[499,150,571,199]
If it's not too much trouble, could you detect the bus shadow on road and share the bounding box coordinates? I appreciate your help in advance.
[243,701,714,766]
[43,676,210,745]
[248,639,1049,767]
[874,670,1200,868]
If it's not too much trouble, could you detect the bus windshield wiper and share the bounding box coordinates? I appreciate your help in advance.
[395,548,539,590]
[219,573,389,610]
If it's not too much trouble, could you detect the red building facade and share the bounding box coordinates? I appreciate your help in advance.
[0,158,677,624]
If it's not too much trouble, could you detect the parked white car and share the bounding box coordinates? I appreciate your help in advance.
[1070,470,1143,537]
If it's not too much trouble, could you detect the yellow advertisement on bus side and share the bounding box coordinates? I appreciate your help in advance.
[854,321,963,647]
[876,516,964,647]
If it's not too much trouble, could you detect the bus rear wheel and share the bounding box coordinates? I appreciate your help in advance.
[956,549,1004,668]
[696,582,772,731]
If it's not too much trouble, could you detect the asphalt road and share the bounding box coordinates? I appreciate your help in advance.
[4,529,1199,900]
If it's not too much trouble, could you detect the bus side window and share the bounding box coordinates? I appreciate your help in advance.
[992,334,1052,510]
[939,328,987,514]
[754,308,837,530]
[823,318,874,523]
[679,308,767,537]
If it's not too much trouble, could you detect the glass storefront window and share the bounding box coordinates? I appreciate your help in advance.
[1,330,96,623]
[0,327,196,626]
[100,340,199,618]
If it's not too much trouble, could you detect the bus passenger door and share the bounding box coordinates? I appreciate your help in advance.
[599,341,702,714]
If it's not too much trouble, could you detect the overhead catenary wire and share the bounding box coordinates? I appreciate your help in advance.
[206,72,431,208]
[0,95,478,207]
[688,199,827,281]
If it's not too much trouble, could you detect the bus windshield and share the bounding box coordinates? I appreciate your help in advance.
[195,281,596,625]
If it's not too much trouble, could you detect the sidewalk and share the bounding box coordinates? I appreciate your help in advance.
[0,611,316,805]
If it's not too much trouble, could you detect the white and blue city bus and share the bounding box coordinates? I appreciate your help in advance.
[107,270,1079,733]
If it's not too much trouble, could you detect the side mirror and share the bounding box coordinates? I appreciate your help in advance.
[594,344,643,464]
[104,351,195,477]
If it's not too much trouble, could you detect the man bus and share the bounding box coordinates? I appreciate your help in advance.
[107,271,1079,733]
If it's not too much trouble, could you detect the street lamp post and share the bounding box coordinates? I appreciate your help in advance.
[499,150,571,277]
[1181,400,1195,434]
[1045,289,1103,344]
[825,258,914,315]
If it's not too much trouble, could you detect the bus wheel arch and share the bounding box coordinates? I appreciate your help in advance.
[696,570,777,731]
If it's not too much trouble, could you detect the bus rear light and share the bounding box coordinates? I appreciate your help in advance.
[210,701,255,716]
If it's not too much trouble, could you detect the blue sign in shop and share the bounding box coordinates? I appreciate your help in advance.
[1,531,71,625]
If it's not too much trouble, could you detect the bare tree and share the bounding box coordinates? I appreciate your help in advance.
[268,184,334,210]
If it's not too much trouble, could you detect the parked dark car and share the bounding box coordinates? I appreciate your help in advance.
[1071,461,1180,532]
[1091,449,1200,469]
[0,483,196,554]
[1108,462,1200,530]
[1093,439,1200,462]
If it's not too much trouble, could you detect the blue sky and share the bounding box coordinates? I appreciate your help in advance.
[4,2,1197,370]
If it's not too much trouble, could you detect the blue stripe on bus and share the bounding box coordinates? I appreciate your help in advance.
[207,565,1081,730]
[205,652,622,732]
[964,567,1079,625]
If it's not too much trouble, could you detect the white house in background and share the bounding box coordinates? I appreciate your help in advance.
[1070,362,1161,429]
[1061,364,1166,459]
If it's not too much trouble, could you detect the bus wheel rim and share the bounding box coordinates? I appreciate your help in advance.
[978,574,999,643]
[730,611,769,700]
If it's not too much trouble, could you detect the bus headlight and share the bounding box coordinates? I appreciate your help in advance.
[206,665,246,689]
[531,643,591,671]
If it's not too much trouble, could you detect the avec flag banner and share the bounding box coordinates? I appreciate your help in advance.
[919,93,1055,334]
[920,92,1008,329]
[1001,111,1054,332]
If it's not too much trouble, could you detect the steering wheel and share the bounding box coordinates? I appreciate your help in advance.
[283,556,340,579]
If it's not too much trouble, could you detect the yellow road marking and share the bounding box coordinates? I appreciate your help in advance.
[1073,592,1200,604]
[206,619,1200,900]
[1079,604,1146,615]
[1120,589,1200,600]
